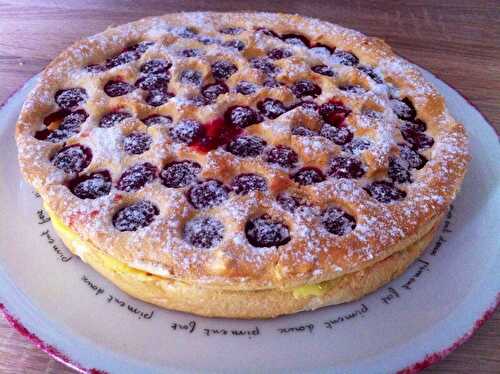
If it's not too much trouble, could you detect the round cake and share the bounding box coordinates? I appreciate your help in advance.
[15,12,469,318]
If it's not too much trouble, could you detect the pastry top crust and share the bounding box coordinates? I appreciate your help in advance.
[16,12,469,290]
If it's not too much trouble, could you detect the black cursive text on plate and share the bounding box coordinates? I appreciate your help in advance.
[401,259,430,290]
[430,205,454,256]
[228,326,260,339]
[81,274,155,320]
[380,287,401,305]
[200,326,260,338]
[171,321,196,333]
[277,324,314,334]
[324,304,369,329]
[40,229,72,263]
[36,209,50,225]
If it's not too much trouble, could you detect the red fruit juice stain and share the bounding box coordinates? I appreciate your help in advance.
[190,117,242,153]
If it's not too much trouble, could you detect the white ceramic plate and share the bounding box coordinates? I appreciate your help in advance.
[0,69,498,374]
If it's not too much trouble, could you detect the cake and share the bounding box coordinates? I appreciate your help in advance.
[15,12,469,318]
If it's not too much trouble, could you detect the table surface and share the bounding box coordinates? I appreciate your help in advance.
[0,0,498,373]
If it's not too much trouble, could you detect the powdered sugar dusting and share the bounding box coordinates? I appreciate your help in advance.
[16,12,469,289]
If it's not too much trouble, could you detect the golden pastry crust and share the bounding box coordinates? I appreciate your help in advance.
[16,12,469,293]
[55,207,441,318]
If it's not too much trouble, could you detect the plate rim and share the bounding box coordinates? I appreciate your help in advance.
[0,70,499,374]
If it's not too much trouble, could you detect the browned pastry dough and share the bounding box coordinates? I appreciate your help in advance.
[54,211,442,318]
[16,12,469,317]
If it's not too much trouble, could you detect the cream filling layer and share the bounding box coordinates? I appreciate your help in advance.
[44,204,423,299]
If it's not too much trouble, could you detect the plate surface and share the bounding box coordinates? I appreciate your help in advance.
[0,69,498,373]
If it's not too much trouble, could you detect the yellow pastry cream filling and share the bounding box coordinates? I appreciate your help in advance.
[45,203,156,282]
[292,283,330,298]
[44,203,341,298]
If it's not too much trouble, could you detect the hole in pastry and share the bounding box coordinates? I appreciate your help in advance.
[291,125,317,137]
[113,200,159,232]
[319,99,351,126]
[255,27,279,38]
[144,88,174,107]
[193,94,211,107]
[178,48,202,58]
[170,119,204,145]
[132,41,154,54]
[338,84,367,95]
[197,35,221,45]
[222,39,245,51]
[219,27,244,35]
[231,173,267,195]
[276,192,309,213]
[357,65,383,84]
[68,170,112,199]
[245,214,291,247]
[327,156,365,179]
[331,50,359,66]
[173,27,198,38]
[390,98,417,121]
[135,73,170,91]
[135,59,172,90]
[224,106,262,128]
[291,80,322,98]
[364,181,407,203]
[160,160,201,188]
[104,80,135,97]
[225,135,267,157]
[250,57,278,76]
[292,167,326,185]
[235,81,258,95]
[142,115,172,127]
[281,33,310,47]
[123,132,153,155]
[403,119,427,132]
[187,95,210,107]
[99,110,132,128]
[187,179,230,209]
[360,99,384,118]
[320,123,353,145]
[361,109,383,121]
[398,143,427,170]
[311,64,335,77]
[267,48,292,60]
[33,129,53,141]
[184,216,224,249]
[105,52,137,69]
[43,109,70,126]
[321,206,356,235]
[189,117,242,153]
[400,123,434,150]
[51,144,92,174]
[257,98,288,119]
[116,162,158,192]
[310,43,335,55]
[179,69,202,86]
[54,88,88,110]
[263,77,283,88]
[343,138,371,154]
[104,41,154,70]
[264,145,299,169]
[85,64,107,73]
[388,157,412,183]
[36,109,88,143]
[140,59,172,75]
[201,82,229,101]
